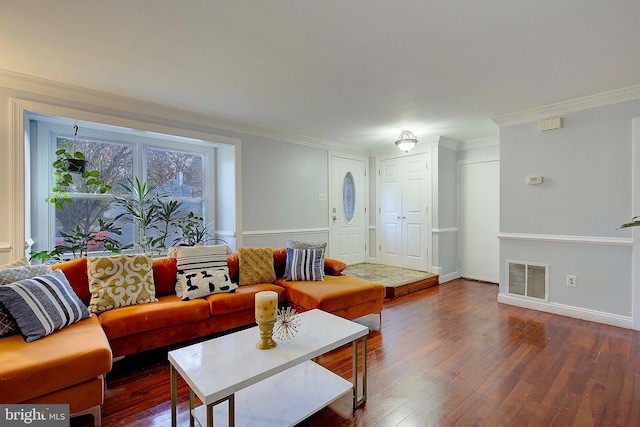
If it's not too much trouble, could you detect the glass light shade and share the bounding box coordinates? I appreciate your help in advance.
[395,130,418,152]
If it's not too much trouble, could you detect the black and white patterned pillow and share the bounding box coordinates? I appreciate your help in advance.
[0,269,90,342]
[169,245,232,298]
[0,264,52,337]
[180,268,237,301]
[284,247,326,281]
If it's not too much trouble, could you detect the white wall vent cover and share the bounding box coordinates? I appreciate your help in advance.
[506,260,549,301]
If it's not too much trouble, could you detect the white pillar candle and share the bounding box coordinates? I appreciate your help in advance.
[255,291,278,321]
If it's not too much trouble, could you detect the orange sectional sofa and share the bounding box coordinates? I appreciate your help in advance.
[0,248,385,427]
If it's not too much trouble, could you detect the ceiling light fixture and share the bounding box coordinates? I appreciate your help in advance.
[395,130,418,153]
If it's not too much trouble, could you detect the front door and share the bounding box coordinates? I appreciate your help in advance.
[330,156,366,264]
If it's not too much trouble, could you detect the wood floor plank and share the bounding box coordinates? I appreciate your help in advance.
[73,279,640,427]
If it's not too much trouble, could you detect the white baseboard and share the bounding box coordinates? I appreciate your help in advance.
[439,271,460,283]
[498,293,632,329]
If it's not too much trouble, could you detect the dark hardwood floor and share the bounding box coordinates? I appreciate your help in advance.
[88,279,640,426]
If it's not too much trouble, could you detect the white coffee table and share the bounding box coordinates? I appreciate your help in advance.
[168,309,369,427]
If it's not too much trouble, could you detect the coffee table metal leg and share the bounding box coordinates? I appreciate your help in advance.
[170,365,177,427]
[352,335,368,408]
[205,395,235,427]
[206,402,213,427]
[189,389,195,427]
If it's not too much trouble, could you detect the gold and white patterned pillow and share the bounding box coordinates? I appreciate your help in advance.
[238,247,276,286]
[87,253,157,313]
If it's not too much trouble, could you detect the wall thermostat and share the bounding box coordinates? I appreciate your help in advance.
[526,176,543,185]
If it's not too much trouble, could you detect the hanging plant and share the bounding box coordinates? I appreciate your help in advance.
[45,123,111,209]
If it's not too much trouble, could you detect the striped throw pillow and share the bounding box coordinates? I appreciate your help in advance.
[170,245,232,297]
[0,269,90,342]
[284,240,327,279]
[0,264,52,337]
[284,247,325,281]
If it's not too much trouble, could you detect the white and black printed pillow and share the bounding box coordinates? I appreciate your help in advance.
[170,245,232,298]
[284,247,326,281]
[0,264,52,337]
[0,269,90,342]
[179,268,238,301]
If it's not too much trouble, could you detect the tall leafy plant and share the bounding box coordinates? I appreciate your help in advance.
[153,198,184,251]
[113,177,161,253]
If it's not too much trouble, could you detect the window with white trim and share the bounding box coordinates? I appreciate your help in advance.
[30,119,216,256]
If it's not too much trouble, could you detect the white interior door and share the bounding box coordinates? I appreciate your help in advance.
[330,156,366,264]
[379,159,403,267]
[379,154,430,271]
[402,155,430,271]
[459,160,499,283]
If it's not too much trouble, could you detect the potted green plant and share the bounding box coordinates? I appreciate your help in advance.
[153,197,184,251]
[113,177,162,253]
[46,147,111,209]
[29,219,128,263]
[172,212,227,246]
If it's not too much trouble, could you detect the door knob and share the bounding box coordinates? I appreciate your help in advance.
[333,216,337,222]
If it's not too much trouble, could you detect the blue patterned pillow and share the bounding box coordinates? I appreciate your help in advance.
[0,264,52,337]
[285,247,325,281]
[284,240,327,279]
[0,270,90,342]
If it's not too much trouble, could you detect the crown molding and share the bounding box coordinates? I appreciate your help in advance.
[460,135,499,150]
[438,136,461,151]
[0,68,366,156]
[492,84,640,128]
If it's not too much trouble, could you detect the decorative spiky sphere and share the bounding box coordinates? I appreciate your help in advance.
[273,307,301,341]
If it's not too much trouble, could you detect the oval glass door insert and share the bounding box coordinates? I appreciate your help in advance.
[343,172,356,223]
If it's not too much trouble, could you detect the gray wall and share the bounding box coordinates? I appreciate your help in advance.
[499,100,639,318]
[239,135,329,248]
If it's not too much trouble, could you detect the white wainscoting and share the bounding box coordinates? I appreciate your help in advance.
[498,231,633,328]
[241,228,330,248]
[497,232,632,246]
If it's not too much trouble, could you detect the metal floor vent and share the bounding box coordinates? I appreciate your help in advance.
[507,261,548,301]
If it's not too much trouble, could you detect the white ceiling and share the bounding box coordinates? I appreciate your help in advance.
[1,1,640,150]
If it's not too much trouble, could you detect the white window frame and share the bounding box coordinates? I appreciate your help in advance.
[31,120,216,254]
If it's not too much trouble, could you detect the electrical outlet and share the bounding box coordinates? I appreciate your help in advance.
[566,275,576,288]
[318,193,327,201]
